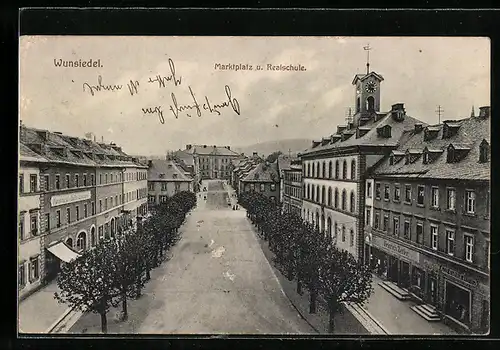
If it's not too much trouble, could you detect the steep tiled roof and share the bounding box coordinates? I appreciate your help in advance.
[173,150,195,166]
[148,159,193,182]
[301,112,425,156]
[20,126,143,168]
[371,115,490,181]
[19,143,49,162]
[241,161,279,183]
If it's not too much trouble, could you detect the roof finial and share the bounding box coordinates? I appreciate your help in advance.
[471,105,475,118]
[363,43,372,74]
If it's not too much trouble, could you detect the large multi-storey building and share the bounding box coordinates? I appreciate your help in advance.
[184,144,240,180]
[18,144,46,299]
[299,69,424,261]
[147,158,194,205]
[282,158,302,216]
[364,107,490,334]
[19,124,148,287]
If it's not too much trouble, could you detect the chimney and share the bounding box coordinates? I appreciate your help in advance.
[414,123,423,133]
[337,125,347,134]
[253,152,258,157]
[186,144,192,150]
[479,106,490,118]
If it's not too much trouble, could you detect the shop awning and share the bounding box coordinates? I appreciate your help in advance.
[47,242,81,263]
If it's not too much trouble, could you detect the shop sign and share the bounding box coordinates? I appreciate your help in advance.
[441,266,479,288]
[372,236,420,263]
[51,190,91,207]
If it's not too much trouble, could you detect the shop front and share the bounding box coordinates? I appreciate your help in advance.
[369,234,421,291]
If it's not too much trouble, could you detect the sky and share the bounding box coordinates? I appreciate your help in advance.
[20,36,490,156]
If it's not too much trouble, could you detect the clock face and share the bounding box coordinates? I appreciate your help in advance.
[365,81,377,93]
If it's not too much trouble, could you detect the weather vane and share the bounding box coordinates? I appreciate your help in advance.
[363,43,372,74]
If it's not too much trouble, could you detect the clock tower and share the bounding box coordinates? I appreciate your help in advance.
[351,44,384,127]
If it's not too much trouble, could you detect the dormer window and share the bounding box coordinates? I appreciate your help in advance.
[389,155,394,165]
[479,140,490,163]
[376,125,392,138]
[447,145,455,163]
[423,152,429,164]
[442,122,461,139]
[172,174,178,179]
[159,173,165,178]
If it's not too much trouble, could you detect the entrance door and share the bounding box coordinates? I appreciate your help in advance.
[388,257,399,283]
[428,276,438,305]
[45,252,60,282]
[400,261,411,289]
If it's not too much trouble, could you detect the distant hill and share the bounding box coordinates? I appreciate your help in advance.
[234,138,311,158]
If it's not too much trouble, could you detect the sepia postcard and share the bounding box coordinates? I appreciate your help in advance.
[18,36,490,336]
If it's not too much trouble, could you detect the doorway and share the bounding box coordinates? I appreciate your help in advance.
[388,256,399,283]
[400,261,411,289]
[427,276,438,306]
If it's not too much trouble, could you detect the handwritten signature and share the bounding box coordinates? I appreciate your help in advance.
[142,85,240,124]
[82,75,123,96]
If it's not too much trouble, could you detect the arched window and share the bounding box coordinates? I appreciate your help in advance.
[66,237,73,248]
[351,160,356,180]
[322,161,326,178]
[350,229,355,247]
[366,96,375,112]
[342,189,347,210]
[110,218,116,238]
[311,185,315,201]
[315,212,320,230]
[307,163,311,177]
[343,160,348,179]
[335,160,340,179]
[356,96,361,112]
[316,162,320,178]
[329,161,333,179]
[321,214,325,233]
[312,163,315,178]
[322,186,326,205]
[334,221,338,240]
[91,227,96,247]
[342,225,346,242]
[316,185,320,202]
[327,187,332,207]
[350,191,356,212]
[77,231,87,251]
[334,188,339,208]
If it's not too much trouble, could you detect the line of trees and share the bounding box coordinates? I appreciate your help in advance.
[238,191,373,333]
[54,191,197,334]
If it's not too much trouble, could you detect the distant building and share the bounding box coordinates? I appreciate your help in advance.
[300,69,426,261]
[365,107,490,334]
[147,159,194,205]
[240,161,280,203]
[183,144,240,180]
[231,152,262,194]
[171,150,198,191]
[277,155,292,204]
[282,158,302,216]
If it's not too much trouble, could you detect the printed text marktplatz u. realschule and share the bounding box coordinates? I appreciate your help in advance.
[214,63,306,71]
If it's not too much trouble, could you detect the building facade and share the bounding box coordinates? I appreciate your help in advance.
[19,125,147,287]
[147,159,194,205]
[300,70,425,261]
[365,108,490,334]
[240,161,280,203]
[184,144,240,180]
[282,158,302,216]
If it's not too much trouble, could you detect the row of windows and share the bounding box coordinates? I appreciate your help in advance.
[244,183,277,192]
[18,256,40,289]
[284,184,301,198]
[20,170,147,193]
[302,209,356,247]
[369,208,488,267]
[304,183,356,213]
[18,211,39,240]
[303,159,356,180]
[369,182,485,216]
[284,172,302,183]
[149,182,183,191]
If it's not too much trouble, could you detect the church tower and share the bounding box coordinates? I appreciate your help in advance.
[351,44,384,127]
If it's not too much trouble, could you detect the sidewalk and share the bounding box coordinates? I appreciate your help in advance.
[256,233,370,335]
[18,280,70,333]
[362,275,457,335]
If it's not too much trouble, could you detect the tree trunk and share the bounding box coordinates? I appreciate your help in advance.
[121,291,128,320]
[145,266,151,280]
[296,278,303,295]
[309,284,317,314]
[328,300,338,333]
[100,311,108,334]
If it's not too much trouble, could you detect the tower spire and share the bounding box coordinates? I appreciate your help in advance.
[363,43,372,74]
[471,105,475,118]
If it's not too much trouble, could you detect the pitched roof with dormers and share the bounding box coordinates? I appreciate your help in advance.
[371,114,490,181]
[301,111,425,156]
[185,145,240,157]
[241,161,279,183]
[147,159,193,182]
